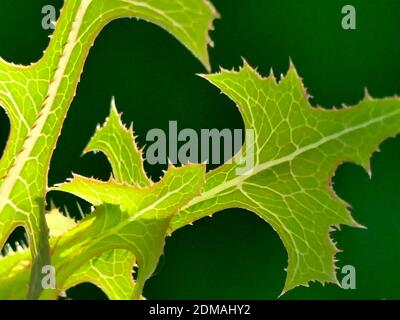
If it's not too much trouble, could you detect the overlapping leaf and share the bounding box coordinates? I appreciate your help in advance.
[0,0,217,298]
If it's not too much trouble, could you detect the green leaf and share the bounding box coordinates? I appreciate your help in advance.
[58,101,149,299]
[48,163,204,299]
[63,249,136,300]
[170,61,400,294]
[50,100,207,300]
[0,244,30,300]
[56,102,149,299]
[45,209,137,299]
[0,0,217,298]
[84,98,151,186]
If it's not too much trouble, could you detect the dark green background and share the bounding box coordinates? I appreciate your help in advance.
[1,0,400,299]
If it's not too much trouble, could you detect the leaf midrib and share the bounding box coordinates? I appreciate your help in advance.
[0,0,92,213]
[178,107,400,216]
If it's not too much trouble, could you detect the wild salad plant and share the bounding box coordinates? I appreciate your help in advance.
[1,0,400,299]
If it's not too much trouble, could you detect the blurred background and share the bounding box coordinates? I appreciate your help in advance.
[1,0,400,299]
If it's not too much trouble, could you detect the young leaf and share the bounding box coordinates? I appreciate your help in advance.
[48,103,205,299]
[84,98,151,186]
[0,0,217,298]
[57,101,149,299]
[170,61,400,294]
[0,243,30,300]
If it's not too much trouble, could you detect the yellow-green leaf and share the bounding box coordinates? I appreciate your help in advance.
[170,61,400,294]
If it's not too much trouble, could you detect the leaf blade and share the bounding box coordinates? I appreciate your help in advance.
[170,62,400,293]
